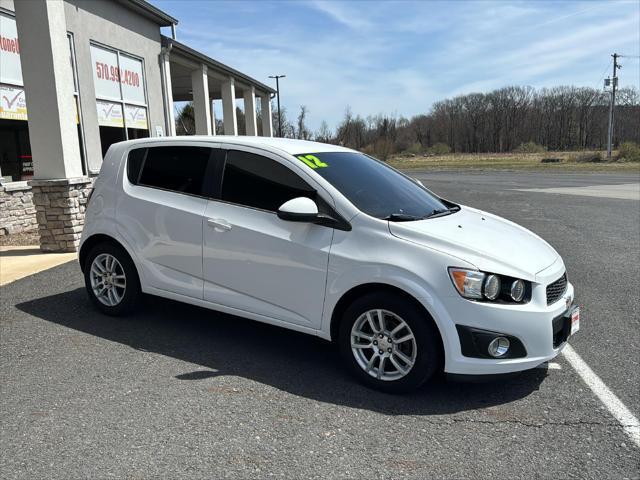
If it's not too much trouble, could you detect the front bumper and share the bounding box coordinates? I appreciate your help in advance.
[437,279,575,376]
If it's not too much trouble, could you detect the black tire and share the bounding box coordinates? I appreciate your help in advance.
[83,241,141,316]
[338,292,442,393]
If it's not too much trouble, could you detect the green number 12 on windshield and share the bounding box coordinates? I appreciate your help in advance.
[297,154,328,169]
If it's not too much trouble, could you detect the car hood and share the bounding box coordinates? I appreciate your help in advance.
[388,206,559,281]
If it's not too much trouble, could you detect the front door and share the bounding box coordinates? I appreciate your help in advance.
[203,149,333,328]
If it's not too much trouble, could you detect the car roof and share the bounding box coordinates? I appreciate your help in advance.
[120,136,354,156]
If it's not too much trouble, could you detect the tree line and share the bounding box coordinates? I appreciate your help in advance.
[176,84,639,157]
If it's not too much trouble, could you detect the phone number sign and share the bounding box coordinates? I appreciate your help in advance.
[90,44,145,104]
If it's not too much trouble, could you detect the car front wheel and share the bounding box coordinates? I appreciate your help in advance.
[338,292,441,393]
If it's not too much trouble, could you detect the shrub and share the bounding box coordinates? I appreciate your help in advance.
[427,143,451,155]
[574,152,603,163]
[404,142,423,155]
[373,138,395,161]
[617,142,640,162]
[514,142,546,153]
[361,144,375,156]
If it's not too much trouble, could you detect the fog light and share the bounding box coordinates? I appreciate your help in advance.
[488,337,510,357]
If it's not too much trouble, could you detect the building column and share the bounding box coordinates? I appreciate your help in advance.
[14,0,82,180]
[260,95,273,137]
[191,64,211,135]
[161,50,176,136]
[243,86,257,136]
[221,77,237,136]
[210,99,217,135]
[14,0,91,252]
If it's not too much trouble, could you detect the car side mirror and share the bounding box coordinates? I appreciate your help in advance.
[277,197,319,222]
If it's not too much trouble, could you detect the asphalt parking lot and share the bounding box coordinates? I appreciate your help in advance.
[1,171,639,479]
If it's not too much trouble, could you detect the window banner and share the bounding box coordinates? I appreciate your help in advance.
[119,55,145,104]
[90,45,145,104]
[90,45,122,101]
[96,100,124,127]
[0,84,27,121]
[0,13,23,86]
[124,104,148,130]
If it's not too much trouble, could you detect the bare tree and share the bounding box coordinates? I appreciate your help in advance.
[272,104,295,138]
[315,120,333,143]
[209,84,639,153]
[296,105,312,140]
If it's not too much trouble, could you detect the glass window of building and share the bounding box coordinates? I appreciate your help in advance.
[0,11,31,182]
[90,43,149,157]
[0,11,86,182]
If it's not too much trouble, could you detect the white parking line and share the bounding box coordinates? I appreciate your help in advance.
[516,183,640,201]
[563,344,640,448]
[536,361,562,370]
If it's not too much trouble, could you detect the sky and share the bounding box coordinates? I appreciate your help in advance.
[151,0,640,132]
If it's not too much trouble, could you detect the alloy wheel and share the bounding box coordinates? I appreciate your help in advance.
[89,253,127,307]
[350,309,418,381]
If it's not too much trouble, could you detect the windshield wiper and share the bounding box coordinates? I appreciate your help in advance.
[383,213,423,222]
[423,206,461,219]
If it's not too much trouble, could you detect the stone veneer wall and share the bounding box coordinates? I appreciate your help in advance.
[0,183,38,236]
[30,177,94,252]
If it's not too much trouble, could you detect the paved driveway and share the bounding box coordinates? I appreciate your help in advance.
[1,171,638,479]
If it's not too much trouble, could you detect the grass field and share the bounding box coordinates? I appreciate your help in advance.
[387,151,640,172]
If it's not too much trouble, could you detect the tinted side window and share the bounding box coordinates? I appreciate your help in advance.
[138,146,211,196]
[127,148,146,184]
[221,150,314,212]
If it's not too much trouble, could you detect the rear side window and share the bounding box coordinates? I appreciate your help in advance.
[221,150,315,212]
[127,148,146,184]
[135,146,211,196]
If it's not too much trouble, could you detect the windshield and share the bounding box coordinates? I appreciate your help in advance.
[295,151,453,220]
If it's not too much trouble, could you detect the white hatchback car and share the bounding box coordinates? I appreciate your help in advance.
[80,136,579,392]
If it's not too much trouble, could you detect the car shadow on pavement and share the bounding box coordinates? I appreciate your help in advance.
[17,288,547,415]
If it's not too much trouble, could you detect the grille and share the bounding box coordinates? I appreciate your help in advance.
[546,274,567,306]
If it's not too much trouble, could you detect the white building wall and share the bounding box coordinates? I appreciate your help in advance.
[63,0,165,173]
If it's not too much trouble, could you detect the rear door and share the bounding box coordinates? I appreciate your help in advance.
[117,144,219,299]
[202,148,333,328]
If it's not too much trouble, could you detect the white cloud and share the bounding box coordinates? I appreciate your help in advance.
[307,0,373,30]
[158,0,640,132]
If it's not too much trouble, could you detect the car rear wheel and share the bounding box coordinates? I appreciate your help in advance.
[84,242,140,316]
[339,292,441,393]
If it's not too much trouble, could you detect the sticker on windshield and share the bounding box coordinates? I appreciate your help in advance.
[297,154,328,169]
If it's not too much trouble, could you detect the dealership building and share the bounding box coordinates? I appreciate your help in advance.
[0,0,275,250]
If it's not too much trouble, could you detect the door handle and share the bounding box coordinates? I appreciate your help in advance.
[207,218,232,231]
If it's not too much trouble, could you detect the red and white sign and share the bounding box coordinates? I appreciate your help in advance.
[0,13,23,87]
[90,44,145,104]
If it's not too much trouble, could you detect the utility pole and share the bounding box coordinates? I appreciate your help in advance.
[606,53,620,158]
[269,75,286,137]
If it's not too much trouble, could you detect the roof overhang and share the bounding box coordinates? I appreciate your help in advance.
[162,36,275,100]
[117,0,178,27]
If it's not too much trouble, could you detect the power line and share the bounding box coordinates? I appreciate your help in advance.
[583,58,613,107]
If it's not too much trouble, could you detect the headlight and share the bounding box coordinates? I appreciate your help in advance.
[448,268,530,303]
[483,274,501,300]
[510,279,526,302]
[448,268,485,299]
